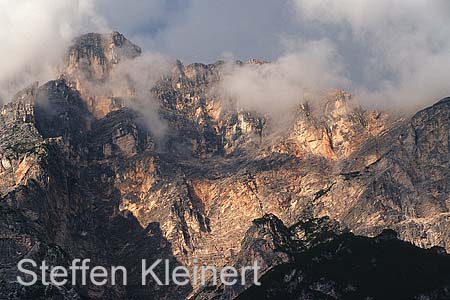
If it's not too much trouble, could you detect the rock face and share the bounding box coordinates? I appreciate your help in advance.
[0,80,189,299]
[63,32,141,118]
[1,32,450,299]
[66,31,141,81]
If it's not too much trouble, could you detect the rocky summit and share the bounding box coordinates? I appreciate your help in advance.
[0,32,449,299]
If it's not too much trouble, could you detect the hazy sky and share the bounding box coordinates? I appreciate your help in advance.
[128,0,295,63]
[1,0,450,110]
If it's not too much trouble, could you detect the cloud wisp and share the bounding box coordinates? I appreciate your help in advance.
[214,0,450,115]
[0,0,107,103]
[293,0,450,110]
[217,39,349,118]
[1,0,450,114]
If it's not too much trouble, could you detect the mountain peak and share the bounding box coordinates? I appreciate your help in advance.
[64,32,141,81]
[60,32,142,117]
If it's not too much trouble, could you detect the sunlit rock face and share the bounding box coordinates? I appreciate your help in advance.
[1,32,450,299]
[286,90,388,160]
[66,31,142,81]
[63,32,142,118]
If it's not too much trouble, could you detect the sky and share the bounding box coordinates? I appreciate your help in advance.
[1,0,450,111]
[96,0,293,63]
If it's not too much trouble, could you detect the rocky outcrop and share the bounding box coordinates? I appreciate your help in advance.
[156,59,266,158]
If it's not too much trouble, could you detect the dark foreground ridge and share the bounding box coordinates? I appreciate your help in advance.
[194,215,450,300]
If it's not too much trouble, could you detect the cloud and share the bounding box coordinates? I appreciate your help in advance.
[293,0,450,109]
[217,39,349,118]
[0,0,107,103]
[214,0,450,115]
[114,53,171,140]
[0,0,172,138]
[67,45,172,139]
[2,0,450,113]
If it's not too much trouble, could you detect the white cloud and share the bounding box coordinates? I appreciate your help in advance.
[293,0,450,109]
[1,0,450,111]
[218,39,348,117]
[0,0,107,102]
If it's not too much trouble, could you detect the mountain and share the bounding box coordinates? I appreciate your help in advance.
[0,32,449,299]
